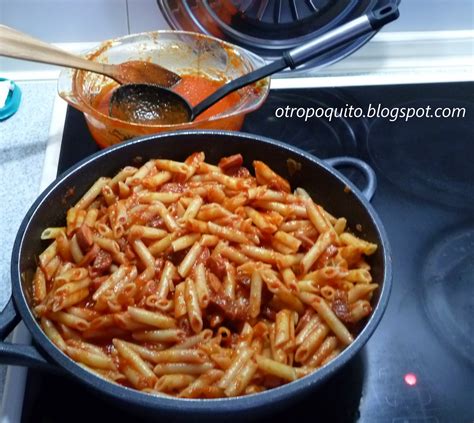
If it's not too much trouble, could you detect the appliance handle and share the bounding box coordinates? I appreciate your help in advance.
[286,3,399,68]
[325,157,377,201]
[0,298,58,372]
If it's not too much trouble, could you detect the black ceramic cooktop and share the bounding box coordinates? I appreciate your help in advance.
[22,82,474,422]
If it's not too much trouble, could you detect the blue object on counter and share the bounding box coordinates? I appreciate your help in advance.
[0,78,22,121]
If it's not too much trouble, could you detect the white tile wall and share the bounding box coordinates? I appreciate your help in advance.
[0,0,170,73]
[127,0,170,34]
[1,0,472,43]
[0,0,129,42]
[0,0,472,73]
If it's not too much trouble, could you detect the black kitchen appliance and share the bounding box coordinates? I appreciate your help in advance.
[157,0,399,72]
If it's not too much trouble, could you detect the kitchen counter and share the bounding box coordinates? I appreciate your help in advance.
[0,79,58,401]
[0,80,56,308]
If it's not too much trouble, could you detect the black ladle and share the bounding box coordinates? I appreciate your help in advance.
[109,4,399,125]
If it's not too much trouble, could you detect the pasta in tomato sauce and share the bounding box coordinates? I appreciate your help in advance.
[32,152,378,398]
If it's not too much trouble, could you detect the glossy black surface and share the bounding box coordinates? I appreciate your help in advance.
[157,0,383,71]
[23,82,474,422]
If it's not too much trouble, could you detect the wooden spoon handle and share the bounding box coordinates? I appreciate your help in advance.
[0,25,112,77]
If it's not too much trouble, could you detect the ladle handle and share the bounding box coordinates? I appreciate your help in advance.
[191,3,399,120]
[0,25,111,76]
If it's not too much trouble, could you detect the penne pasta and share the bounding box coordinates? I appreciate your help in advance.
[157,260,176,300]
[253,161,290,193]
[207,222,251,244]
[345,268,373,284]
[184,278,203,333]
[255,355,296,381]
[307,335,339,367]
[347,283,379,303]
[300,231,336,275]
[177,242,202,278]
[172,233,201,252]
[135,347,206,364]
[222,262,236,300]
[154,374,195,392]
[47,311,90,332]
[181,196,203,221]
[74,177,110,210]
[274,309,292,349]
[218,242,248,265]
[217,347,254,390]
[129,225,168,240]
[41,317,67,350]
[142,171,172,190]
[340,232,378,255]
[132,329,184,343]
[295,322,329,363]
[31,153,378,399]
[153,363,213,376]
[350,300,372,322]
[248,270,263,319]
[41,227,66,240]
[178,369,224,398]
[127,306,177,329]
[148,234,174,256]
[113,339,156,385]
[32,268,47,303]
[132,239,155,270]
[51,286,90,312]
[66,345,116,370]
[225,360,258,397]
[244,206,277,234]
[170,329,213,350]
[299,293,354,346]
[274,231,302,252]
[194,263,210,308]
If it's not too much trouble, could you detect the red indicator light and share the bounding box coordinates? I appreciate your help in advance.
[404,373,417,386]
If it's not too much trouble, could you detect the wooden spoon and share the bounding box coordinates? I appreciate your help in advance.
[0,25,181,87]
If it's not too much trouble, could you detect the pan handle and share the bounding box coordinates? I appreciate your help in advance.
[0,298,20,339]
[0,298,58,372]
[325,157,377,201]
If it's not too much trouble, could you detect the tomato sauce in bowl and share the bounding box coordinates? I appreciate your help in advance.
[91,74,241,123]
[60,30,270,148]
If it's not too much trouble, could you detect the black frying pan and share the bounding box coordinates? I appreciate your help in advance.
[0,131,392,419]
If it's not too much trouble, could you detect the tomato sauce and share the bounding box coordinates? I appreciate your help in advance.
[91,74,240,123]
[172,74,240,121]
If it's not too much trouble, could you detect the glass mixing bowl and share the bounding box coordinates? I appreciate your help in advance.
[58,30,270,148]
